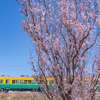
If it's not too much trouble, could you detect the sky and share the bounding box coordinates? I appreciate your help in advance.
[0,0,35,77]
[0,1,98,78]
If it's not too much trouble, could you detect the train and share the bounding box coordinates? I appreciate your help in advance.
[0,75,55,93]
[0,75,99,93]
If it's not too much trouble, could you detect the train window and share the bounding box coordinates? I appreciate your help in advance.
[36,82,38,84]
[32,80,35,84]
[6,80,10,84]
[0,80,3,83]
[84,81,86,84]
[40,80,43,84]
[12,80,15,84]
[28,80,31,84]
[16,80,19,84]
[24,80,27,84]
[50,80,54,84]
[20,80,23,84]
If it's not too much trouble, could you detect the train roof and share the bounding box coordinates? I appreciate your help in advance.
[0,75,31,78]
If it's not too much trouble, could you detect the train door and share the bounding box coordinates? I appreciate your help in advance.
[5,79,10,88]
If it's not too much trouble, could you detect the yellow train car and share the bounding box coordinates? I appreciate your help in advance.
[0,75,55,93]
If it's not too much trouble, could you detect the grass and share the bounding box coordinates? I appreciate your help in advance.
[0,93,48,100]
[0,93,100,100]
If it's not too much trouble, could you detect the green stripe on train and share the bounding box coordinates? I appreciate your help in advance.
[0,84,40,89]
[0,84,99,90]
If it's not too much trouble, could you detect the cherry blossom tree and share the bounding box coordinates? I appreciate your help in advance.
[17,0,100,99]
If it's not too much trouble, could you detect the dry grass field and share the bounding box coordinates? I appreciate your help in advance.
[0,93,100,100]
[0,93,48,100]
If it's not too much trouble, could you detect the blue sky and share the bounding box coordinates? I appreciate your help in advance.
[0,0,97,77]
[0,0,35,77]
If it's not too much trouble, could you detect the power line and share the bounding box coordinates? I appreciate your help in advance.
[0,65,30,66]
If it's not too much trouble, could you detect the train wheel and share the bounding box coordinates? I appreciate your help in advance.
[31,89,35,92]
[35,89,38,92]
[38,89,41,92]
[3,89,8,93]
[0,89,2,92]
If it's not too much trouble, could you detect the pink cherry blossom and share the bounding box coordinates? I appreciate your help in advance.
[17,0,100,99]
